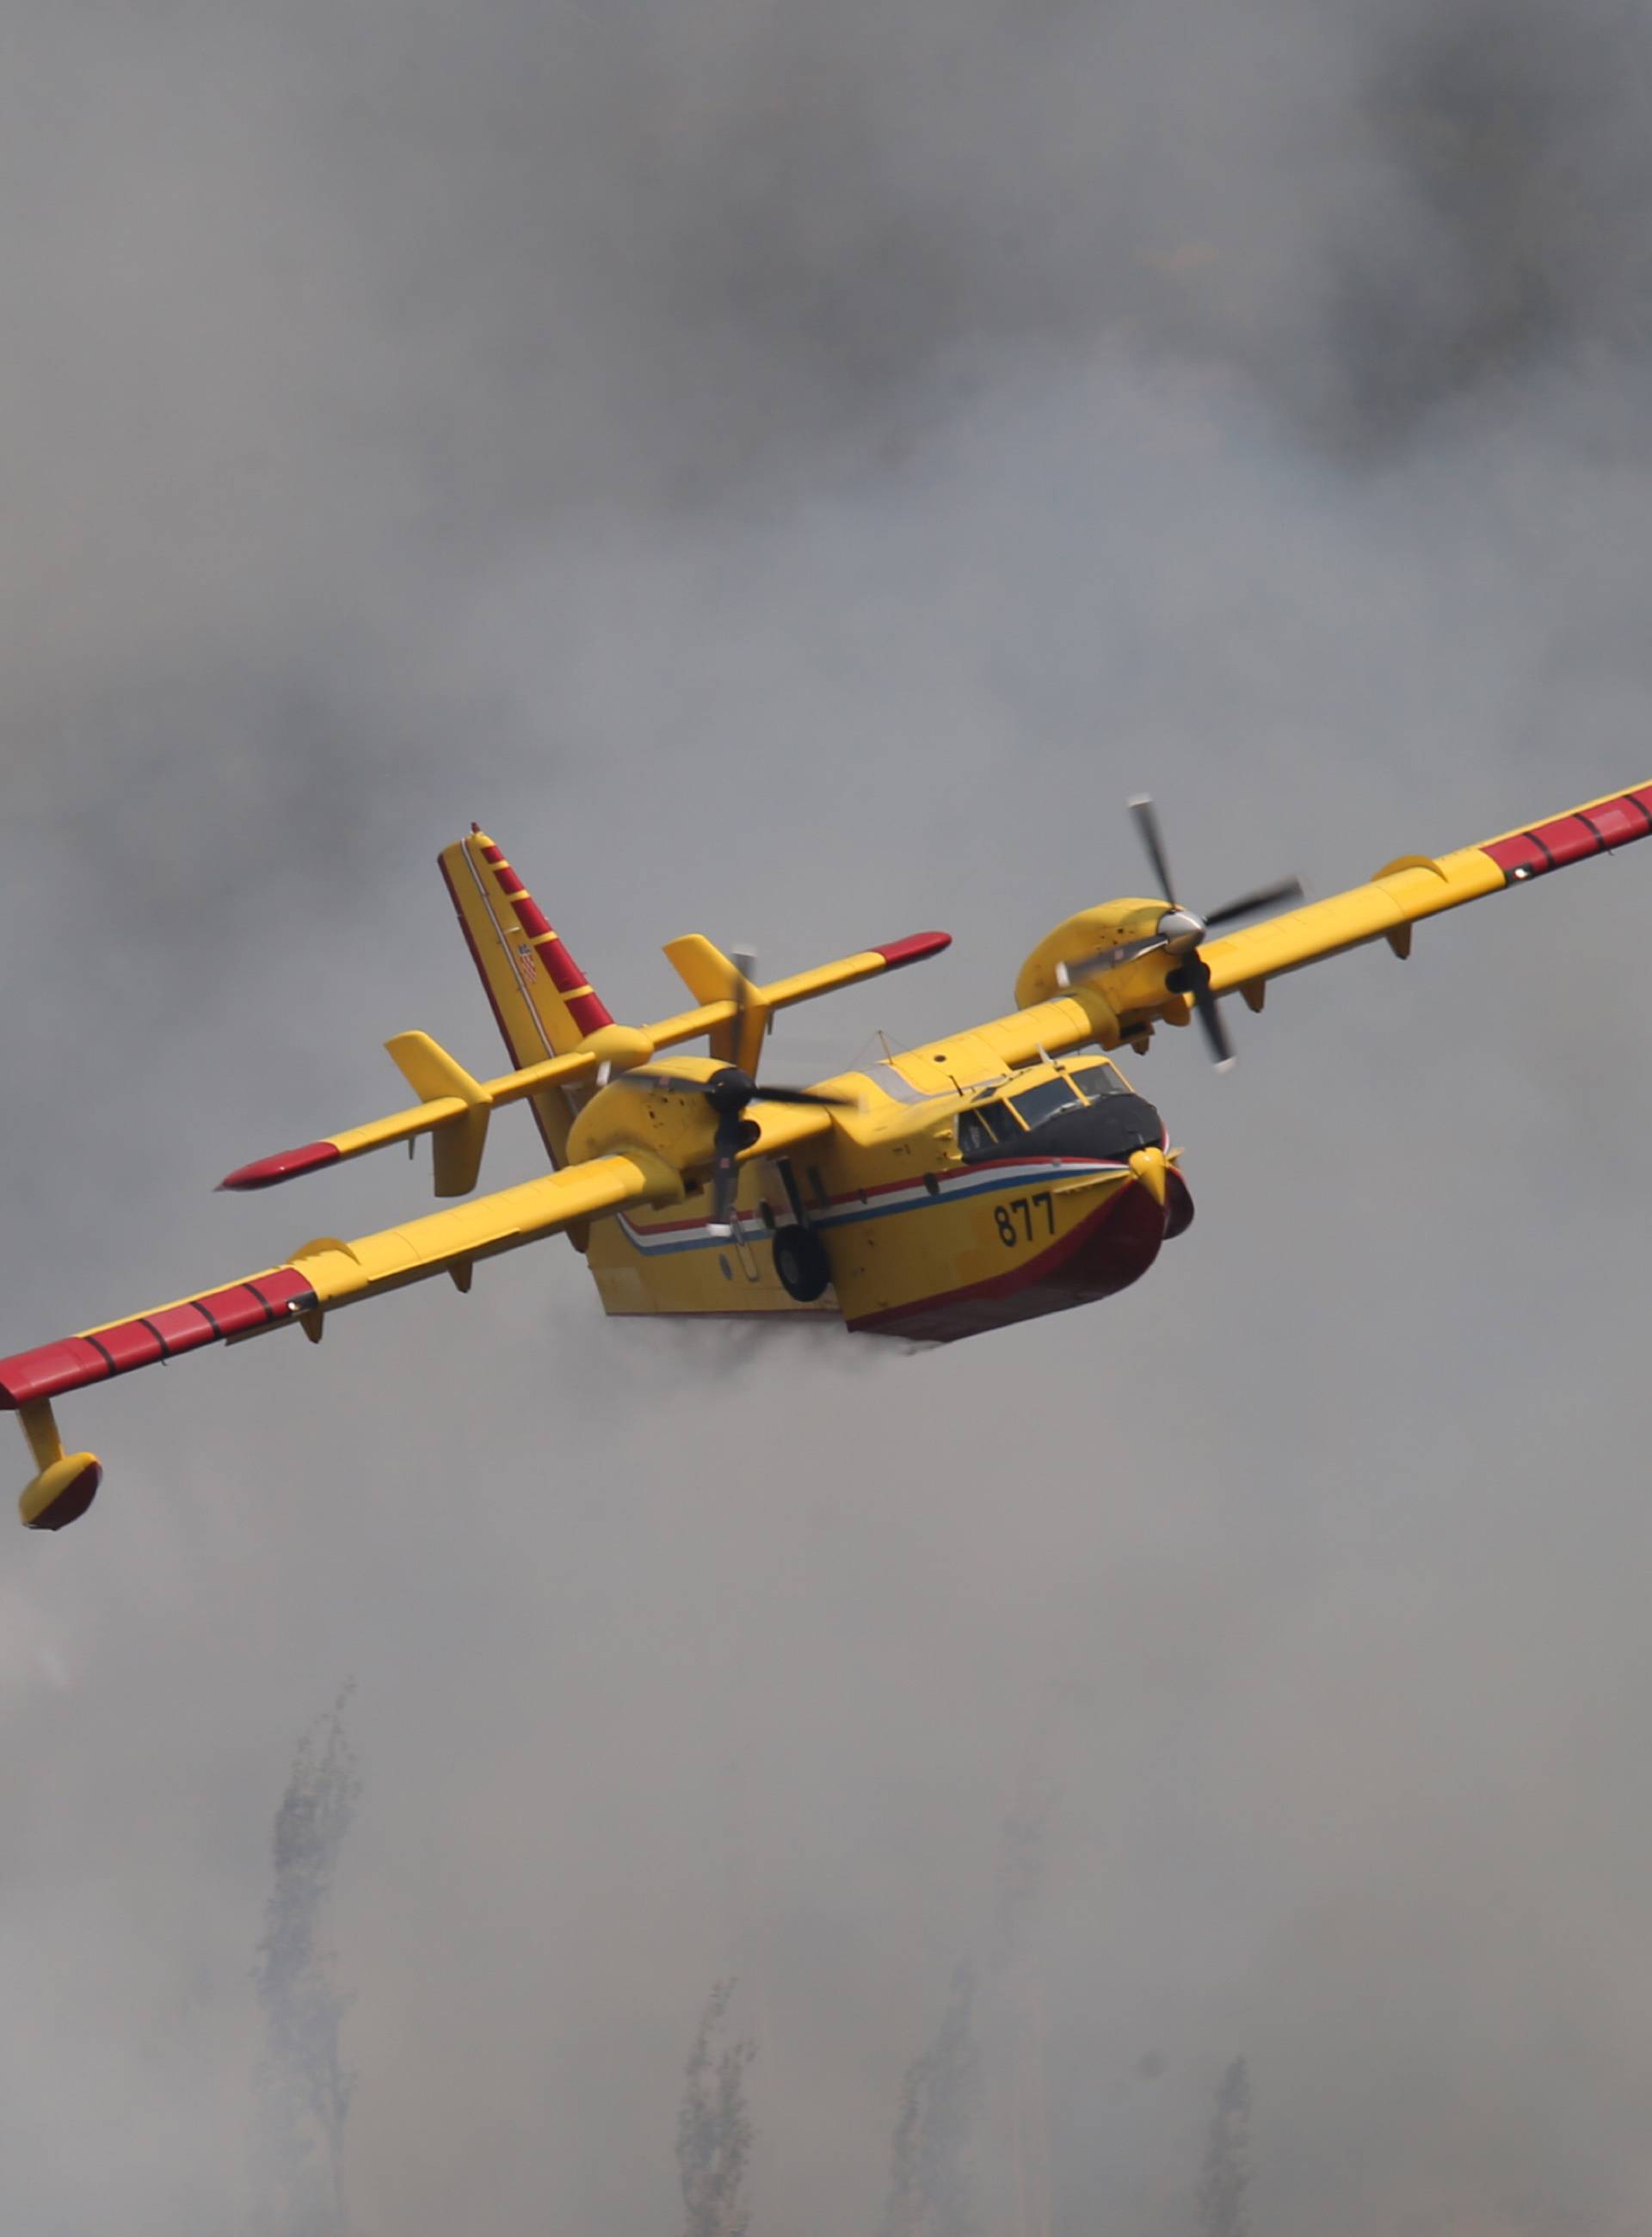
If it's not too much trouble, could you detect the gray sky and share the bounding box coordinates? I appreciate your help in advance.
[4,1,1652,2230]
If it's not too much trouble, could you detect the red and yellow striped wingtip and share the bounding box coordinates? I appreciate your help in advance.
[1480,783,1652,883]
[0,1270,318,1412]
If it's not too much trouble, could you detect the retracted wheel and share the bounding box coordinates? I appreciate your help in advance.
[774,1225,832,1303]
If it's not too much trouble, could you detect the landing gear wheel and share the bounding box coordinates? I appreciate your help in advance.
[774,1226,832,1303]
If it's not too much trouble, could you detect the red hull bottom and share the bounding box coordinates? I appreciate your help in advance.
[848,1169,1192,1344]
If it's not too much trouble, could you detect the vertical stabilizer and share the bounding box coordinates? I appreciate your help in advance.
[439,827,613,1167]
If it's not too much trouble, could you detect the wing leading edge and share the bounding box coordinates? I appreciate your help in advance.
[1200,780,1652,1001]
[2,1151,675,1528]
[983,778,1652,1076]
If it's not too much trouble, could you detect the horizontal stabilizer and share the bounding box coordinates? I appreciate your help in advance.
[650,930,951,1053]
[219,933,950,1199]
[385,1032,490,1196]
[219,1030,656,1197]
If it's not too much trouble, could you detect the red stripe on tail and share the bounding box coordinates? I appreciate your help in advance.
[482,851,613,1032]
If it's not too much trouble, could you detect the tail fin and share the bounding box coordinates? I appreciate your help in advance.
[439,827,613,1167]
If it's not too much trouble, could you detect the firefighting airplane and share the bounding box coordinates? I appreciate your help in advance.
[4,781,1649,1531]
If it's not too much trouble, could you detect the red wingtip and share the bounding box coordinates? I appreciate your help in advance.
[873,932,952,969]
[219,1141,342,1192]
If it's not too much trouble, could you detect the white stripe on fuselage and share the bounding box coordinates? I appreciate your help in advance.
[614,1158,1125,1257]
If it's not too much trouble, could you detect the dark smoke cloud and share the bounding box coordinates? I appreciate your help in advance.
[3,1,1652,2231]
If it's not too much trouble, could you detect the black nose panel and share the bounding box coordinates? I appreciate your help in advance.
[1022,1094,1162,1162]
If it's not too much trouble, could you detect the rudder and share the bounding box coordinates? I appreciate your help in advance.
[440,826,613,1167]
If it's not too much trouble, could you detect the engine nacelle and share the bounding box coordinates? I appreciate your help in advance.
[565,1062,722,1178]
[1014,900,1164,1010]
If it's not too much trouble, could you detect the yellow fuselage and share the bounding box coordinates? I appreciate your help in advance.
[582,1042,1186,1343]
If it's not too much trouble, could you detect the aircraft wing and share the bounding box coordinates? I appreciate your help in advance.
[1199,780,1652,1001]
[0,1150,673,1424]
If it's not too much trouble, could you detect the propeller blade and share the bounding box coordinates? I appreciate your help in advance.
[706,1111,748,1234]
[730,947,758,1078]
[746,1084,858,1109]
[1130,795,1179,903]
[1056,934,1168,987]
[1113,794,1298,1063]
[1185,958,1236,1069]
[611,1069,718,1100]
[1202,876,1305,930]
[610,1067,848,1110]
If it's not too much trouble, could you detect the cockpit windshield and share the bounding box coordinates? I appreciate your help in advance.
[1008,1061,1133,1131]
[1008,1075,1084,1129]
[1068,1060,1131,1099]
[958,1060,1138,1157]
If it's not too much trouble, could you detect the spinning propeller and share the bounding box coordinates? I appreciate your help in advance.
[615,951,853,1233]
[1058,799,1304,1069]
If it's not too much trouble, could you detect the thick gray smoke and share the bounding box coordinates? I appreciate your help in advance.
[3,1,1652,2230]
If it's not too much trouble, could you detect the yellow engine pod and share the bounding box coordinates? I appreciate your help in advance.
[1014,903,1163,1010]
[565,1061,725,1173]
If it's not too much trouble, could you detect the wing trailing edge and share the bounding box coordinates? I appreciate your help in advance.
[3,1151,677,1529]
[1201,779,1652,999]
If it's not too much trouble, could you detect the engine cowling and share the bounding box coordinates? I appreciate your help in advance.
[1014,901,1164,1010]
[565,1063,721,1174]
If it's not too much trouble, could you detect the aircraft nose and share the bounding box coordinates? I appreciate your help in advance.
[1128,1146,1168,1205]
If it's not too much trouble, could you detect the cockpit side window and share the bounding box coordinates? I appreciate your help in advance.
[957,1102,1022,1159]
